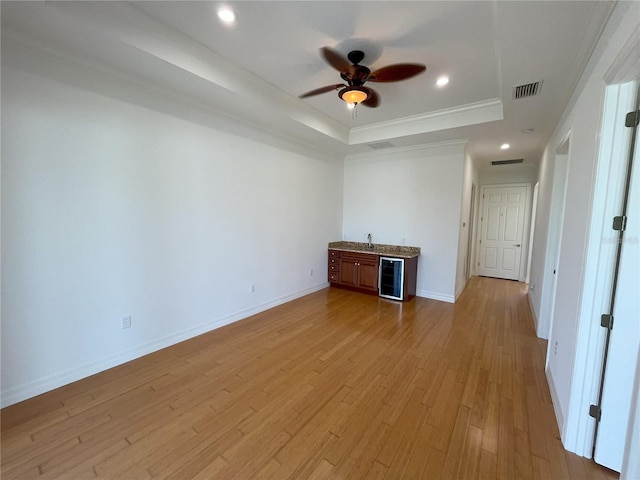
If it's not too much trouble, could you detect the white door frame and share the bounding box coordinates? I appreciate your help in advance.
[477,183,532,282]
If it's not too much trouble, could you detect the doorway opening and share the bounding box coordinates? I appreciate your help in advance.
[466,183,476,281]
[539,136,570,342]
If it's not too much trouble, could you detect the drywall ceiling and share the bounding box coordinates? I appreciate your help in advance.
[1,1,615,166]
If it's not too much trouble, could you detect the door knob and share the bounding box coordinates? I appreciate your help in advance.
[513,244,521,247]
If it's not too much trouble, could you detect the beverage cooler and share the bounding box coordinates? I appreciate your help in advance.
[378,257,405,300]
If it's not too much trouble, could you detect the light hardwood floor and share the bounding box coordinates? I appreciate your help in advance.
[1,277,618,479]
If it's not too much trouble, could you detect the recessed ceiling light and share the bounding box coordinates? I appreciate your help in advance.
[500,143,510,150]
[436,75,450,87]
[217,7,237,24]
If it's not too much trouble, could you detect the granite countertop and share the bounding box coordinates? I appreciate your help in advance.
[329,241,420,259]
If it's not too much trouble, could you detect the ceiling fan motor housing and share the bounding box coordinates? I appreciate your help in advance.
[341,65,371,86]
[339,50,371,86]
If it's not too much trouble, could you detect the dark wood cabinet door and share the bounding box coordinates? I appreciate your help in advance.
[357,260,379,292]
[339,258,358,287]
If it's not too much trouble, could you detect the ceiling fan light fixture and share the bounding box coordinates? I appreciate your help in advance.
[339,87,368,106]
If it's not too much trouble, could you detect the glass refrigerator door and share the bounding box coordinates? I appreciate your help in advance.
[379,257,404,300]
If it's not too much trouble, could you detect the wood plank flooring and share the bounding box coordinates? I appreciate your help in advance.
[1,277,619,479]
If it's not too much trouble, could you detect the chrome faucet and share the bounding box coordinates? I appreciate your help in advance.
[367,233,373,249]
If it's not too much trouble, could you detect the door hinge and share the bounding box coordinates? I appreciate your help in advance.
[589,404,602,422]
[612,215,627,231]
[601,314,614,330]
[625,110,640,128]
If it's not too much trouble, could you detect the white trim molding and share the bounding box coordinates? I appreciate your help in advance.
[349,99,503,145]
[345,139,469,162]
[417,289,455,304]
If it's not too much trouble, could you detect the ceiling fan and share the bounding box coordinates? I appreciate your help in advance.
[300,47,426,108]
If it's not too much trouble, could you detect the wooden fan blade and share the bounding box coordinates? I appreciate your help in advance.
[321,47,354,74]
[361,87,379,108]
[368,64,426,83]
[299,84,345,98]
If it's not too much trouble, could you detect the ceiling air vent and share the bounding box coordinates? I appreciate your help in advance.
[367,141,396,150]
[512,80,543,99]
[492,159,524,166]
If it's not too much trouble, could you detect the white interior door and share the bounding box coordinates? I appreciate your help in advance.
[594,94,640,472]
[477,184,528,280]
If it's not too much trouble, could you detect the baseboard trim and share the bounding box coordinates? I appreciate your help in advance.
[416,289,455,304]
[527,292,540,336]
[546,367,566,441]
[1,282,329,407]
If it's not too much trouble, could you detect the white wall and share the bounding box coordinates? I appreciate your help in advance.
[478,163,538,186]
[527,0,640,453]
[1,51,344,406]
[342,141,466,302]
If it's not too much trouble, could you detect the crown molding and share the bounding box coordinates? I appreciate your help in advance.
[345,139,469,162]
[348,98,503,145]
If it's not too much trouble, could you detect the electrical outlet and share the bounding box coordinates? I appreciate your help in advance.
[250,284,255,293]
[122,316,131,329]
[554,341,558,356]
